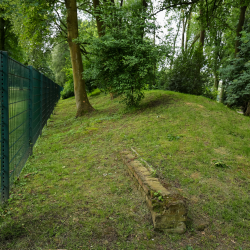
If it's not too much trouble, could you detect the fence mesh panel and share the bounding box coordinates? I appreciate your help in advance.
[32,68,42,145]
[0,52,3,195]
[0,51,61,202]
[8,57,30,185]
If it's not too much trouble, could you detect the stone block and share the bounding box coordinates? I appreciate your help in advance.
[120,150,187,234]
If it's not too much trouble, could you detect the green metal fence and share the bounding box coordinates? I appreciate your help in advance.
[0,51,62,203]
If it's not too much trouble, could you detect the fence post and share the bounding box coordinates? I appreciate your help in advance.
[28,66,33,156]
[40,73,43,136]
[1,51,10,203]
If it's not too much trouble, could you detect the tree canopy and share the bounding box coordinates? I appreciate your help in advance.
[1,0,250,115]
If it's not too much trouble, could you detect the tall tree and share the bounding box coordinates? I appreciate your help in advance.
[92,0,105,37]
[4,0,95,117]
[235,4,248,56]
[65,0,94,116]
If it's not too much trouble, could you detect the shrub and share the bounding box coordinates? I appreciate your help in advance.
[61,68,74,99]
[220,31,250,114]
[167,48,206,95]
[84,5,168,107]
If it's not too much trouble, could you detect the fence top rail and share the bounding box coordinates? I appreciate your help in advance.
[0,51,29,70]
[0,50,62,90]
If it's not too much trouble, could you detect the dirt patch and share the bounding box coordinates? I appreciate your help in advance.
[190,195,199,203]
[185,103,204,108]
[190,172,201,180]
[214,147,228,155]
[236,155,245,160]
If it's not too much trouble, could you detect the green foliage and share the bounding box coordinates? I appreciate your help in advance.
[155,68,169,90]
[50,43,70,87]
[27,46,55,79]
[61,68,98,99]
[88,88,101,97]
[84,5,168,107]
[0,7,25,62]
[167,134,182,141]
[153,191,163,201]
[166,48,206,95]
[61,68,74,100]
[220,31,250,112]
[202,86,218,100]
[213,160,230,168]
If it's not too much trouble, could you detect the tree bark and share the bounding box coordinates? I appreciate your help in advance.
[235,5,248,57]
[198,3,205,73]
[65,0,94,117]
[213,34,221,90]
[199,2,205,50]
[185,11,192,51]
[200,29,205,48]
[213,71,219,90]
[139,0,148,39]
[92,0,105,37]
[188,33,200,50]
[0,8,5,51]
[244,100,250,116]
[170,17,181,70]
[181,10,186,50]
[219,81,224,103]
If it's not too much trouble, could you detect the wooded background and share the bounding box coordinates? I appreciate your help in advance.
[1,0,250,116]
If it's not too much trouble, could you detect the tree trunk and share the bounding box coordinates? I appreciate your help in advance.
[181,10,186,50]
[244,100,250,116]
[92,0,105,37]
[196,4,205,75]
[235,5,247,57]
[199,2,205,50]
[188,33,200,50]
[140,0,148,39]
[0,9,5,51]
[65,0,94,117]
[170,17,181,70]
[200,29,205,48]
[185,11,192,51]
[219,81,224,103]
[213,71,219,90]
[213,34,221,90]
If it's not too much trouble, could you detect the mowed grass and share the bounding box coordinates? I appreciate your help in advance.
[0,90,250,249]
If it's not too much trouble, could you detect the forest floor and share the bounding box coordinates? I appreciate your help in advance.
[0,90,250,250]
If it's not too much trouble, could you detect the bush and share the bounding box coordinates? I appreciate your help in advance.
[220,31,250,113]
[202,86,218,100]
[167,48,206,95]
[84,5,168,107]
[61,69,98,100]
[61,68,74,99]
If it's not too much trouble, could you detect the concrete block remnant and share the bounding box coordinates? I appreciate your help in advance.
[120,151,187,234]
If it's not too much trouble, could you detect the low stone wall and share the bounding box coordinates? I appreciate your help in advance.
[120,151,187,234]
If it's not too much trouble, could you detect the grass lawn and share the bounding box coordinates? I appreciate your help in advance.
[0,90,250,249]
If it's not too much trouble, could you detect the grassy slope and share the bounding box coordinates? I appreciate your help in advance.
[0,90,250,250]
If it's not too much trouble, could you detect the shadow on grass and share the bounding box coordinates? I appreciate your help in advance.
[0,222,27,241]
[137,94,179,113]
